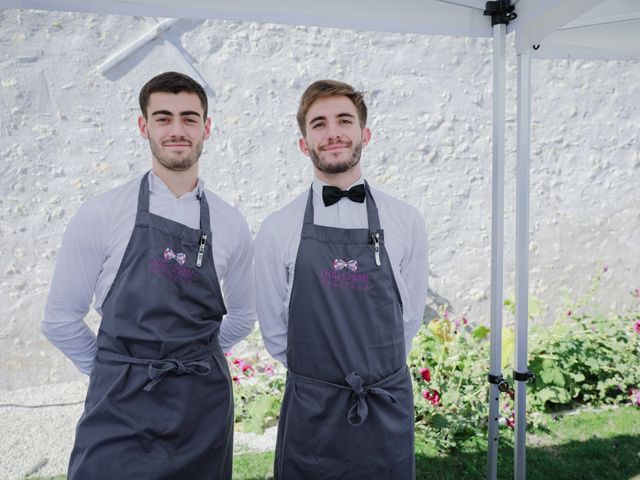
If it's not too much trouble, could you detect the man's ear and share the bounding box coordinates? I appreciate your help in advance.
[361,127,372,147]
[138,115,149,139]
[204,117,212,140]
[299,137,310,157]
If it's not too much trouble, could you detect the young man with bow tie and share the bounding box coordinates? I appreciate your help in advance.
[255,79,428,479]
[43,71,256,479]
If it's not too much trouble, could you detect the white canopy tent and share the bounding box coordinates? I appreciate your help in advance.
[2,0,638,478]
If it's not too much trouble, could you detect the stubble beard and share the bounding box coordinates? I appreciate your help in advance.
[309,142,363,175]
[149,137,204,172]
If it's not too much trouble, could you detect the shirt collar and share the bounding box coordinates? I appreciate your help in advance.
[148,170,205,200]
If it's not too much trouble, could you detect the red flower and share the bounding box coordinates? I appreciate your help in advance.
[232,376,241,385]
[422,388,441,405]
[419,367,431,382]
[505,414,515,430]
[634,320,640,334]
[242,364,254,376]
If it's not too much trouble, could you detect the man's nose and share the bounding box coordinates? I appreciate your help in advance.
[168,121,187,137]
[327,122,341,141]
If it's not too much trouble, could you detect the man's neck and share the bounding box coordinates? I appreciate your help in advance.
[314,166,362,191]
[151,162,199,198]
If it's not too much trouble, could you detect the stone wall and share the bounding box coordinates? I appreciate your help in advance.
[1,10,638,389]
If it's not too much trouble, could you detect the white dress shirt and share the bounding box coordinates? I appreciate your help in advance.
[43,171,257,375]
[255,176,428,367]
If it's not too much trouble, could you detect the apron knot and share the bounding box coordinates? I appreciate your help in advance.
[345,372,398,426]
[144,359,211,392]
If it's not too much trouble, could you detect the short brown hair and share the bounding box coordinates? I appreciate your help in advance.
[296,80,367,136]
[139,71,208,119]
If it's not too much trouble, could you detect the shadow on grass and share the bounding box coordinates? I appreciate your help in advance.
[30,434,640,480]
[416,434,640,480]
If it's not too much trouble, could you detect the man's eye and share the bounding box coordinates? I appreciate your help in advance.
[311,123,324,129]
[185,118,197,124]
[157,118,169,123]
[340,119,353,124]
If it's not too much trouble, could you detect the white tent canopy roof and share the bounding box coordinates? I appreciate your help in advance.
[511,0,640,59]
[4,0,640,59]
[2,0,493,37]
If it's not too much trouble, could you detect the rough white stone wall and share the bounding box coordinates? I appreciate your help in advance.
[0,10,638,389]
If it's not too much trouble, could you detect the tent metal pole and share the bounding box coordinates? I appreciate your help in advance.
[514,46,532,480]
[486,20,506,480]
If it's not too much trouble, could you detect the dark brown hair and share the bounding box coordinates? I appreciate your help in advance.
[296,80,367,136]
[139,71,208,119]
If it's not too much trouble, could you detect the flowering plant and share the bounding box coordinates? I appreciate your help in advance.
[226,339,285,434]
[410,267,640,451]
[409,306,492,451]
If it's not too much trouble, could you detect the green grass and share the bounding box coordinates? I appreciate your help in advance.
[30,407,640,480]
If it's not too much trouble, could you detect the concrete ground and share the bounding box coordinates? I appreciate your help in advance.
[0,380,277,480]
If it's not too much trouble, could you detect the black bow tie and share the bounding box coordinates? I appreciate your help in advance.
[322,184,366,207]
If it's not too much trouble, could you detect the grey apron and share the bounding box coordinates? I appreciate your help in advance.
[275,182,415,479]
[68,172,233,480]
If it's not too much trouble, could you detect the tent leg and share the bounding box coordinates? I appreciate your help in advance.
[514,46,532,480]
[486,21,506,480]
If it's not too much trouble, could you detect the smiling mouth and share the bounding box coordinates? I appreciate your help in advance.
[323,144,350,151]
[163,143,191,148]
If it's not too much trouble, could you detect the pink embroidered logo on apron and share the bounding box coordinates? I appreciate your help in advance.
[320,258,369,290]
[149,248,195,284]
[164,247,187,265]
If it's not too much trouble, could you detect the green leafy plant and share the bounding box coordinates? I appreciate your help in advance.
[410,267,640,451]
[227,351,285,434]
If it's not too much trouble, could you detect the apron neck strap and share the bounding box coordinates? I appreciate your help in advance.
[136,171,211,232]
[303,180,381,232]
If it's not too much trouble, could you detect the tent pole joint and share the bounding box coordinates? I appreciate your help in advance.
[513,370,536,385]
[487,373,510,393]
[484,0,517,27]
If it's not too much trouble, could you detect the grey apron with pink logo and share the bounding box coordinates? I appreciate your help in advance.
[68,171,234,480]
[274,182,415,479]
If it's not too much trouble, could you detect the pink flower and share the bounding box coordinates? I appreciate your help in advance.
[242,364,254,376]
[633,288,640,298]
[422,388,440,405]
[264,365,275,376]
[567,310,572,317]
[232,376,241,385]
[454,316,468,331]
[629,388,640,407]
[505,414,515,430]
[603,265,609,273]
[419,368,431,382]
[633,320,640,334]
[224,351,232,357]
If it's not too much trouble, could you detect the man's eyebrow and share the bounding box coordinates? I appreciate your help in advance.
[308,112,355,124]
[151,110,202,117]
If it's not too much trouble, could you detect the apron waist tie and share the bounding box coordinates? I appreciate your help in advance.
[98,348,212,392]
[288,365,407,427]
